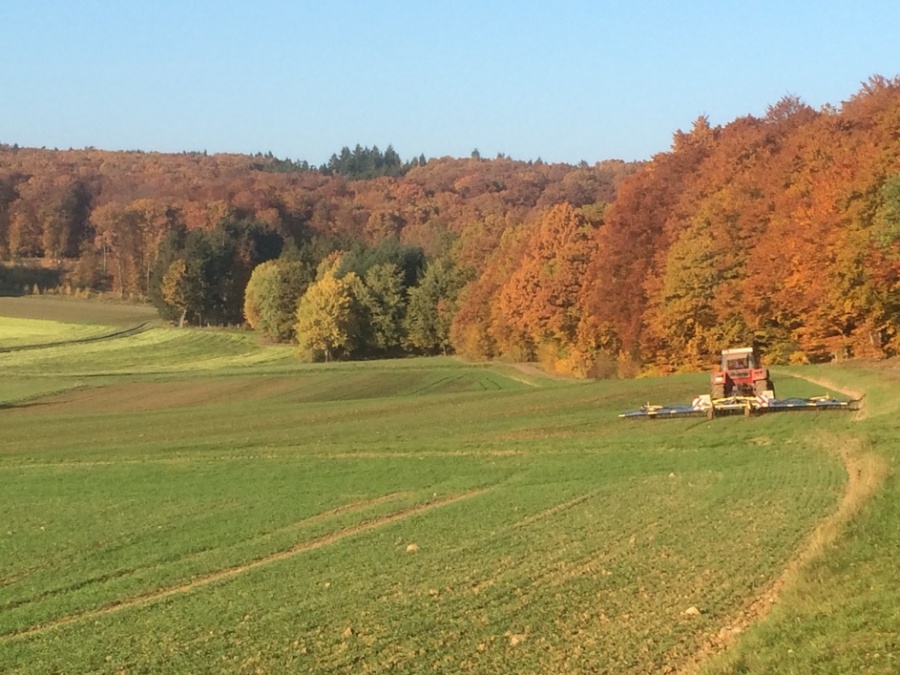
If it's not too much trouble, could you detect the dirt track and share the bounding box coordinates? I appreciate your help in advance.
[512,362,570,378]
[776,369,868,419]
[676,373,886,673]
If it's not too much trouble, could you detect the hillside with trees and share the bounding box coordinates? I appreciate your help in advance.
[2,76,900,373]
[573,77,900,373]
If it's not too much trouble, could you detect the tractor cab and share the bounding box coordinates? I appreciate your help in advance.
[721,347,757,372]
[712,346,774,399]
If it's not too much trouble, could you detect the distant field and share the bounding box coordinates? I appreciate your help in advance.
[0,316,129,350]
[0,296,158,325]
[0,300,895,674]
[0,325,296,377]
[0,296,159,352]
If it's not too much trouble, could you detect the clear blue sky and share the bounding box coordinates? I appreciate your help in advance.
[2,1,897,165]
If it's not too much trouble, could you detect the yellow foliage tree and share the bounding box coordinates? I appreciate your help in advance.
[160,259,189,327]
[294,270,360,361]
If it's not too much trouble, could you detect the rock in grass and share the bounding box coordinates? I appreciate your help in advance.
[508,632,527,646]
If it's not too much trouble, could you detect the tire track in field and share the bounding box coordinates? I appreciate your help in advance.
[0,492,408,612]
[773,369,868,419]
[2,449,524,470]
[511,492,596,530]
[0,322,151,353]
[463,492,598,597]
[1,454,287,470]
[329,449,524,460]
[675,432,888,674]
[0,488,490,642]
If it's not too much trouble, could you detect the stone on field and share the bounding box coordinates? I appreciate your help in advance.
[508,633,527,646]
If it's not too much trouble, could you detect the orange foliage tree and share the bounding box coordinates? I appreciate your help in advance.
[493,204,594,371]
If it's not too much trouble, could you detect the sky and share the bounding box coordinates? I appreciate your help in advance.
[2,1,898,166]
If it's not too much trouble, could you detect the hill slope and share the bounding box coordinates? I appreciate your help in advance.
[3,301,895,672]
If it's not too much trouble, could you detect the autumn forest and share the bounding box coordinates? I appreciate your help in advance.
[2,76,900,375]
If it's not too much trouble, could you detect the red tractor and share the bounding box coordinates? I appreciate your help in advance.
[711,347,775,399]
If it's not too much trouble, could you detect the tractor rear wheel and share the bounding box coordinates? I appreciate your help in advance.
[712,383,725,399]
[753,379,775,396]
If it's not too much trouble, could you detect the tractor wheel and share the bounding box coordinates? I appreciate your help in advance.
[712,383,725,399]
[754,379,775,396]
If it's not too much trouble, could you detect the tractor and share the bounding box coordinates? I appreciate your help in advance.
[711,346,775,399]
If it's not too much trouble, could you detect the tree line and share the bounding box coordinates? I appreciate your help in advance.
[247,144,428,178]
[2,76,899,372]
[447,78,900,373]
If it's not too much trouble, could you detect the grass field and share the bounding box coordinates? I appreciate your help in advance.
[0,297,896,674]
[0,296,158,327]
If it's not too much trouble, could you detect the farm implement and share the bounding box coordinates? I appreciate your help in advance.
[619,393,860,419]
[620,346,861,420]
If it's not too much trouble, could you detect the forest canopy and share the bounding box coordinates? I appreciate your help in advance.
[2,76,900,373]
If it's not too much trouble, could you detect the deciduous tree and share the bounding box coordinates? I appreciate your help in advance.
[243,259,313,341]
[295,270,361,361]
[356,262,407,353]
[405,259,465,354]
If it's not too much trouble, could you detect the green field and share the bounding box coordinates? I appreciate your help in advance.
[0,298,896,673]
